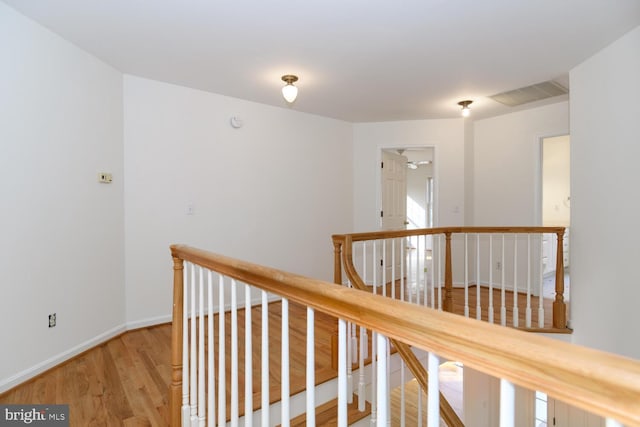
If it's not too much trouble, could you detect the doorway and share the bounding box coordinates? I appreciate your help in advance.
[540,135,570,298]
[380,146,436,291]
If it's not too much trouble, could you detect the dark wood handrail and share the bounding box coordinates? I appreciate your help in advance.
[333,226,568,329]
[170,244,640,427]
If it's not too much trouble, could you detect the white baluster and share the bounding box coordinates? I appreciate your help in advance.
[427,352,439,427]
[281,298,290,427]
[430,235,435,310]
[476,234,481,320]
[400,238,405,302]
[347,319,353,404]
[526,234,532,328]
[416,235,422,305]
[370,331,377,426]
[437,235,442,310]
[489,235,494,324]
[351,316,358,365]
[338,318,348,427]
[382,239,387,297]
[207,271,215,427]
[501,234,507,327]
[464,234,469,318]
[407,237,413,303]
[190,264,197,424]
[362,241,367,286]
[182,262,190,426]
[373,240,377,294]
[376,334,389,425]
[513,235,519,328]
[391,238,396,299]
[400,363,406,427]
[306,307,316,427]
[261,290,269,427]
[499,379,515,427]
[245,283,253,427]
[538,233,545,328]
[423,236,428,307]
[230,279,238,427]
[198,267,205,427]
[218,276,226,427]
[358,325,366,412]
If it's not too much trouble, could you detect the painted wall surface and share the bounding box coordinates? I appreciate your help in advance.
[123,76,353,324]
[352,119,465,232]
[570,25,640,359]
[473,102,569,227]
[0,3,125,390]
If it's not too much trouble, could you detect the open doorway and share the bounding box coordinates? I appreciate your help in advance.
[380,146,436,293]
[540,135,570,296]
[380,147,435,230]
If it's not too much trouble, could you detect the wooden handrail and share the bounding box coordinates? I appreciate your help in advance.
[333,226,566,243]
[333,226,568,329]
[170,244,640,426]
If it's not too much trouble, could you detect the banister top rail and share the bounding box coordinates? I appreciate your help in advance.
[332,226,566,242]
[170,244,640,426]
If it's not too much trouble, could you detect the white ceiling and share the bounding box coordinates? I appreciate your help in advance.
[4,0,639,122]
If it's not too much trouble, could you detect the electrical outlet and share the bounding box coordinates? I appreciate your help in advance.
[49,313,56,328]
[496,261,502,270]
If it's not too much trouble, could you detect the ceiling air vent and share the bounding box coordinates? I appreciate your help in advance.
[490,80,568,107]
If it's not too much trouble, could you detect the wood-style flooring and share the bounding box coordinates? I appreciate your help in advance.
[0,285,560,426]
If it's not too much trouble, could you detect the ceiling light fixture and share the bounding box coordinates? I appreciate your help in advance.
[458,100,473,117]
[281,75,299,103]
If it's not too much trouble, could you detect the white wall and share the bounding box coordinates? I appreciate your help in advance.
[352,119,465,231]
[123,76,353,325]
[570,25,640,359]
[0,3,125,391]
[473,102,569,226]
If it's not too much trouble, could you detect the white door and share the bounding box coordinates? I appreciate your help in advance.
[380,150,408,282]
[381,150,407,230]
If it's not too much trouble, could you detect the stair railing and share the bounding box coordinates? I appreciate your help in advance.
[170,243,639,427]
[333,226,568,331]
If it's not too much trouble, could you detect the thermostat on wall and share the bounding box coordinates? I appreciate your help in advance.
[230,116,244,129]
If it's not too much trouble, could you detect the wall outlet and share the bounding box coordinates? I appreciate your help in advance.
[49,313,56,328]
[496,261,502,270]
[98,172,112,183]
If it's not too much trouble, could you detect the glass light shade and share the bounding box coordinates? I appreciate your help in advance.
[282,84,298,103]
[461,107,470,117]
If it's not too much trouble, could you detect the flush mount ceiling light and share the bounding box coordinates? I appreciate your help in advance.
[281,75,299,103]
[458,100,473,117]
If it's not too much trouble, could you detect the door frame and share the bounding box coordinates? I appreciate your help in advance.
[376,144,439,230]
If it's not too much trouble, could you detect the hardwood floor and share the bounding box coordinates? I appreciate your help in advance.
[0,325,173,426]
[0,286,559,426]
[0,301,339,427]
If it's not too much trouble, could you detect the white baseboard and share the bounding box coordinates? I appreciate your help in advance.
[0,323,126,394]
[1,295,287,394]
[126,314,172,330]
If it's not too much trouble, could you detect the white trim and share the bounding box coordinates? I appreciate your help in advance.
[126,314,172,330]
[0,323,126,393]
[1,293,284,394]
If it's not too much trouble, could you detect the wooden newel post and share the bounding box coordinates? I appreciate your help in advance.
[443,232,454,312]
[170,255,184,427]
[333,237,343,285]
[553,230,567,328]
